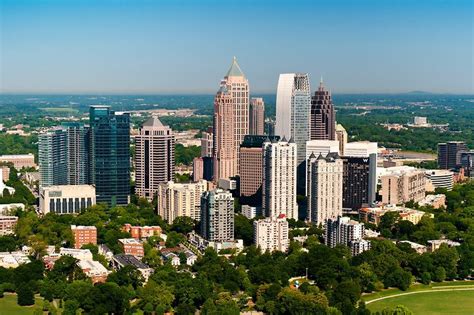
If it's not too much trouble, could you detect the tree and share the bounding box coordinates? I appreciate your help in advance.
[432,266,446,282]
[381,305,413,315]
[165,231,186,248]
[107,265,144,290]
[171,216,196,234]
[276,287,329,314]
[0,235,17,252]
[138,280,175,312]
[384,268,412,291]
[48,255,86,282]
[420,272,431,285]
[17,283,35,306]
[234,214,254,246]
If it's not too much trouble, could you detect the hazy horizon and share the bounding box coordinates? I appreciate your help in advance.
[1,0,473,94]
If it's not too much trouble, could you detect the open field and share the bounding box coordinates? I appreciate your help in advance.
[0,294,43,315]
[363,281,474,314]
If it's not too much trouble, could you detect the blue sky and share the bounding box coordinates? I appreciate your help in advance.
[1,0,473,94]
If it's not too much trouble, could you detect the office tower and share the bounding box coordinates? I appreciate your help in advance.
[202,157,214,181]
[249,97,265,135]
[307,152,343,225]
[135,116,175,200]
[262,138,298,219]
[275,73,311,166]
[425,170,454,191]
[253,215,289,252]
[380,167,426,205]
[305,140,340,160]
[335,124,348,155]
[63,122,90,185]
[213,57,249,181]
[438,141,468,169]
[342,155,377,210]
[38,128,68,187]
[157,180,208,223]
[265,119,275,136]
[200,189,234,242]
[310,79,335,140]
[461,151,474,178]
[239,135,279,206]
[193,157,204,181]
[201,128,213,157]
[89,106,130,206]
[325,217,370,256]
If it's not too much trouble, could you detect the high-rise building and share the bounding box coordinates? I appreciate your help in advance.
[200,128,214,158]
[89,106,130,206]
[157,180,208,223]
[239,135,279,206]
[380,167,426,205]
[262,138,298,219]
[307,152,343,225]
[213,57,249,181]
[193,157,204,182]
[325,217,370,256]
[200,189,234,242]
[425,170,454,191]
[38,128,68,187]
[64,122,90,185]
[249,97,265,135]
[438,141,468,169]
[335,124,348,155]
[460,151,474,178]
[310,79,335,141]
[253,215,289,252]
[275,73,311,166]
[342,155,377,210]
[39,123,90,187]
[135,116,175,200]
[344,141,378,158]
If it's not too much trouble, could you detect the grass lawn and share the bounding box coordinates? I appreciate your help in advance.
[366,290,474,314]
[363,281,474,314]
[0,293,43,315]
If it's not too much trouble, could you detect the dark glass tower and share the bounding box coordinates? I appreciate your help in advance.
[341,154,377,211]
[310,79,335,140]
[89,106,130,206]
[437,141,467,169]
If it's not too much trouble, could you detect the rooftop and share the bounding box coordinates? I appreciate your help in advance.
[113,254,150,269]
[225,56,245,77]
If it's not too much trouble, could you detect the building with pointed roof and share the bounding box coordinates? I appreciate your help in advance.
[311,79,336,141]
[135,116,175,200]
[213,57,250,181]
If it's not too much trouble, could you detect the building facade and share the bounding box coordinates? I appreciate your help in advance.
[307,153,343,225]
[157,180,208,223]
[438,141,468,169]
[0,154,36,169]
[200,189,234,242]
[193,157,204,182]
[249,97,265,135]
[200,128,213,158]
[310,79,335,141]
[335,124,348,155]
[253,215,289,252]
[213,57,249,181]
[262,139,298,219]
[461,151,474,178]
[342,155,377,210]
[425,170,454,191]
[39,185,96,215]
[380,168,426,205]
[38,128,68,186]
[89,106,130,206]
[325,216,370,256]
[135,116,175,200]
[71,225,97,249]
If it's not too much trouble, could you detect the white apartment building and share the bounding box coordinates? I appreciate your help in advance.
[253,215,289,252]
[157,180,208,223]
[262,139,298,219]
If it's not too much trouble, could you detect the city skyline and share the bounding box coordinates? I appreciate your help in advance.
[1,0,473,94]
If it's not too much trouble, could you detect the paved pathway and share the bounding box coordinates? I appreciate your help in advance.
[365,287,474,304]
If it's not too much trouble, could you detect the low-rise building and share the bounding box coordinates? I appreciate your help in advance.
[0,216,18,235]
[427,239,461,252]
[0,251,31,268]
[162,252,180,266]
[0,168,15,196]
[1,166,10,182]
[112,254,153,281]
[325,216,370,256]
[59,248,93,261]
[425,170,454,191]
[77,259,111,283]
[0,203,24,216]
[98,244,114,261]
[122,224,162,240]
[188,232,244,253]
[241,205,260,219]
[0,154,36,169]
[359,205,431,226]
[398,240,427,254]
[39,185,96,215]
[71,225,97,249]
[118,238,144,258]
[419,194,446,209]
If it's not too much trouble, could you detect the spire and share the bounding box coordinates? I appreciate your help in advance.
[226,56,245,77]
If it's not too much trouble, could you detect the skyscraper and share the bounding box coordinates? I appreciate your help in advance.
[38,128,68,187]
[89,106,130,206]
[249,97,265,135]
[253,215,289,252]
[200,127,213,158]
[342,155,377,211]
[39,123,90,187]
[275,73,311,165]
[135,116,175,200]
[262,138,298,220]
[335,124,348,155]
[213,57,249,180]
[200,189,234,242]
[239,135,279,206]
[461,151,474,178]
[437,141,468,169]
[307,152,343,225]
[310,79,336,140]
